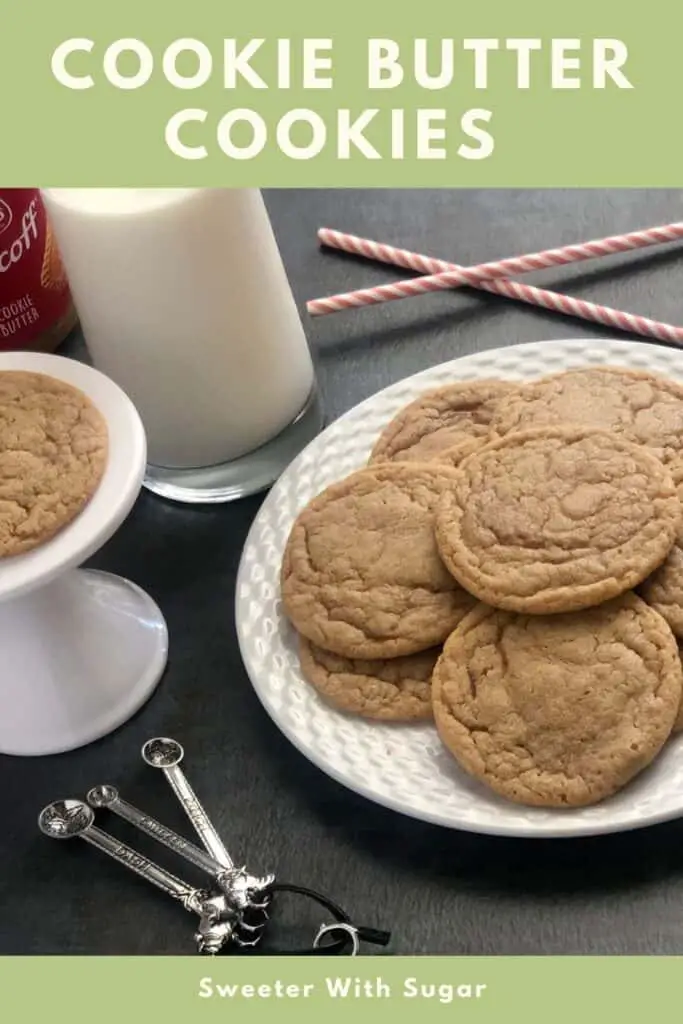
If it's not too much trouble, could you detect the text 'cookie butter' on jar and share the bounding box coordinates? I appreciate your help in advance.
[0,188,77,352]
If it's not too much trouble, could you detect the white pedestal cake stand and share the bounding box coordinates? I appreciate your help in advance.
[0,351,168,756]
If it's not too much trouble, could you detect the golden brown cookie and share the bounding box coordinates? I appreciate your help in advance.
[639,472,683,637]
[676,645,683,734]
[0,371,108,558]
[432,596,682,808]
[368,380,514,465]
[491,366,683,464]
[298,635,438,721]
[639,542,683,639]
[432,437,489,467]
[281,462,476,659]
[435,426,682,614]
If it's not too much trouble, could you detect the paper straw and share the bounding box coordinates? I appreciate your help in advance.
[312,227,683,346]
[308,222,683,317]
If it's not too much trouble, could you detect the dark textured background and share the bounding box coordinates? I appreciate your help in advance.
[2,189,683,955]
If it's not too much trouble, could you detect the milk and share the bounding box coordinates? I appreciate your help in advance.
[41,188,315,469]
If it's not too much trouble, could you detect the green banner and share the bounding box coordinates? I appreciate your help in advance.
[2,0,681,186]
[2,955,681,1021]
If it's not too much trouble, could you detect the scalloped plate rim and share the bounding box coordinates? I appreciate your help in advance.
[236,338,683,838]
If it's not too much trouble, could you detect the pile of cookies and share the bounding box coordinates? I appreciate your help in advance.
[280,366,683,810]
[0,371,108,558]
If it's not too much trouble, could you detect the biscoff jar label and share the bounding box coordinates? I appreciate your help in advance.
[0,188,76,351]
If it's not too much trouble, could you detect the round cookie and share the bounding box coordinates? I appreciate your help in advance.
[639,471,683,637]
[0,371,108,558]
[368,380,514,465]
[435,426,682,614]
[281,462,476,659]
[491,366,683,464]
[639,541,683,639]
[298,635,438,721]
[676,646,683,734]
[432,437,489,467]
[432,595,682,808]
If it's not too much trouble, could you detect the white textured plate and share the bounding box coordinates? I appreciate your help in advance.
[236,338,683,838]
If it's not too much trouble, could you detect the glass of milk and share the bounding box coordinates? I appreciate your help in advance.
[40,188,322,503]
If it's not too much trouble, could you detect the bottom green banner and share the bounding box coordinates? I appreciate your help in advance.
[1,955,679,1022]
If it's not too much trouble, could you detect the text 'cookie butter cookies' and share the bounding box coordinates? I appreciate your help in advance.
[298,635,439,722]
[435,427,682,614]
[432,596,682,808]
[0,371,108,558]
[281,463,476,659]
[491,366,683,465]
[368,380,514,465]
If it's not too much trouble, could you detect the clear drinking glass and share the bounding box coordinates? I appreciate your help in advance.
[41,187,323,503]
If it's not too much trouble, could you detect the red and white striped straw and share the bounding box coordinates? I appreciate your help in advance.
[311,228,683,346]
[307,222,683,318]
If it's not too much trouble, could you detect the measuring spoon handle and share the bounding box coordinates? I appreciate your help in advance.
[164,765,234,870]
[108,796,223,878]
[82,825,205,912]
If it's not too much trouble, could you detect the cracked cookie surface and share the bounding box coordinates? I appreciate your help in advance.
[281,462,476,658]
[491,367,683,464]
[432,596,682,807]
[298,635,438,721]
[640,542,683,640]
[434,437,490,467]
[639,471,683,639]
[435,426,682,614]
[0,371,108,558]
[368,380,514,465]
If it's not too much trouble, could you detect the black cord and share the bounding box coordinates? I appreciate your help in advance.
[235,882,391,956]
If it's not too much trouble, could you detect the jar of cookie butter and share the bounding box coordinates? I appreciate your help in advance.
[0,188,77,352]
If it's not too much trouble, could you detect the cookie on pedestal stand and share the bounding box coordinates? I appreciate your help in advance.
[0,351,168,756]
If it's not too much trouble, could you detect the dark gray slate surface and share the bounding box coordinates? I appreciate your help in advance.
[2,189,683,955]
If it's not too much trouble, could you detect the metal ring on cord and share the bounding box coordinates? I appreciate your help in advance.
[314,923,360,956]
